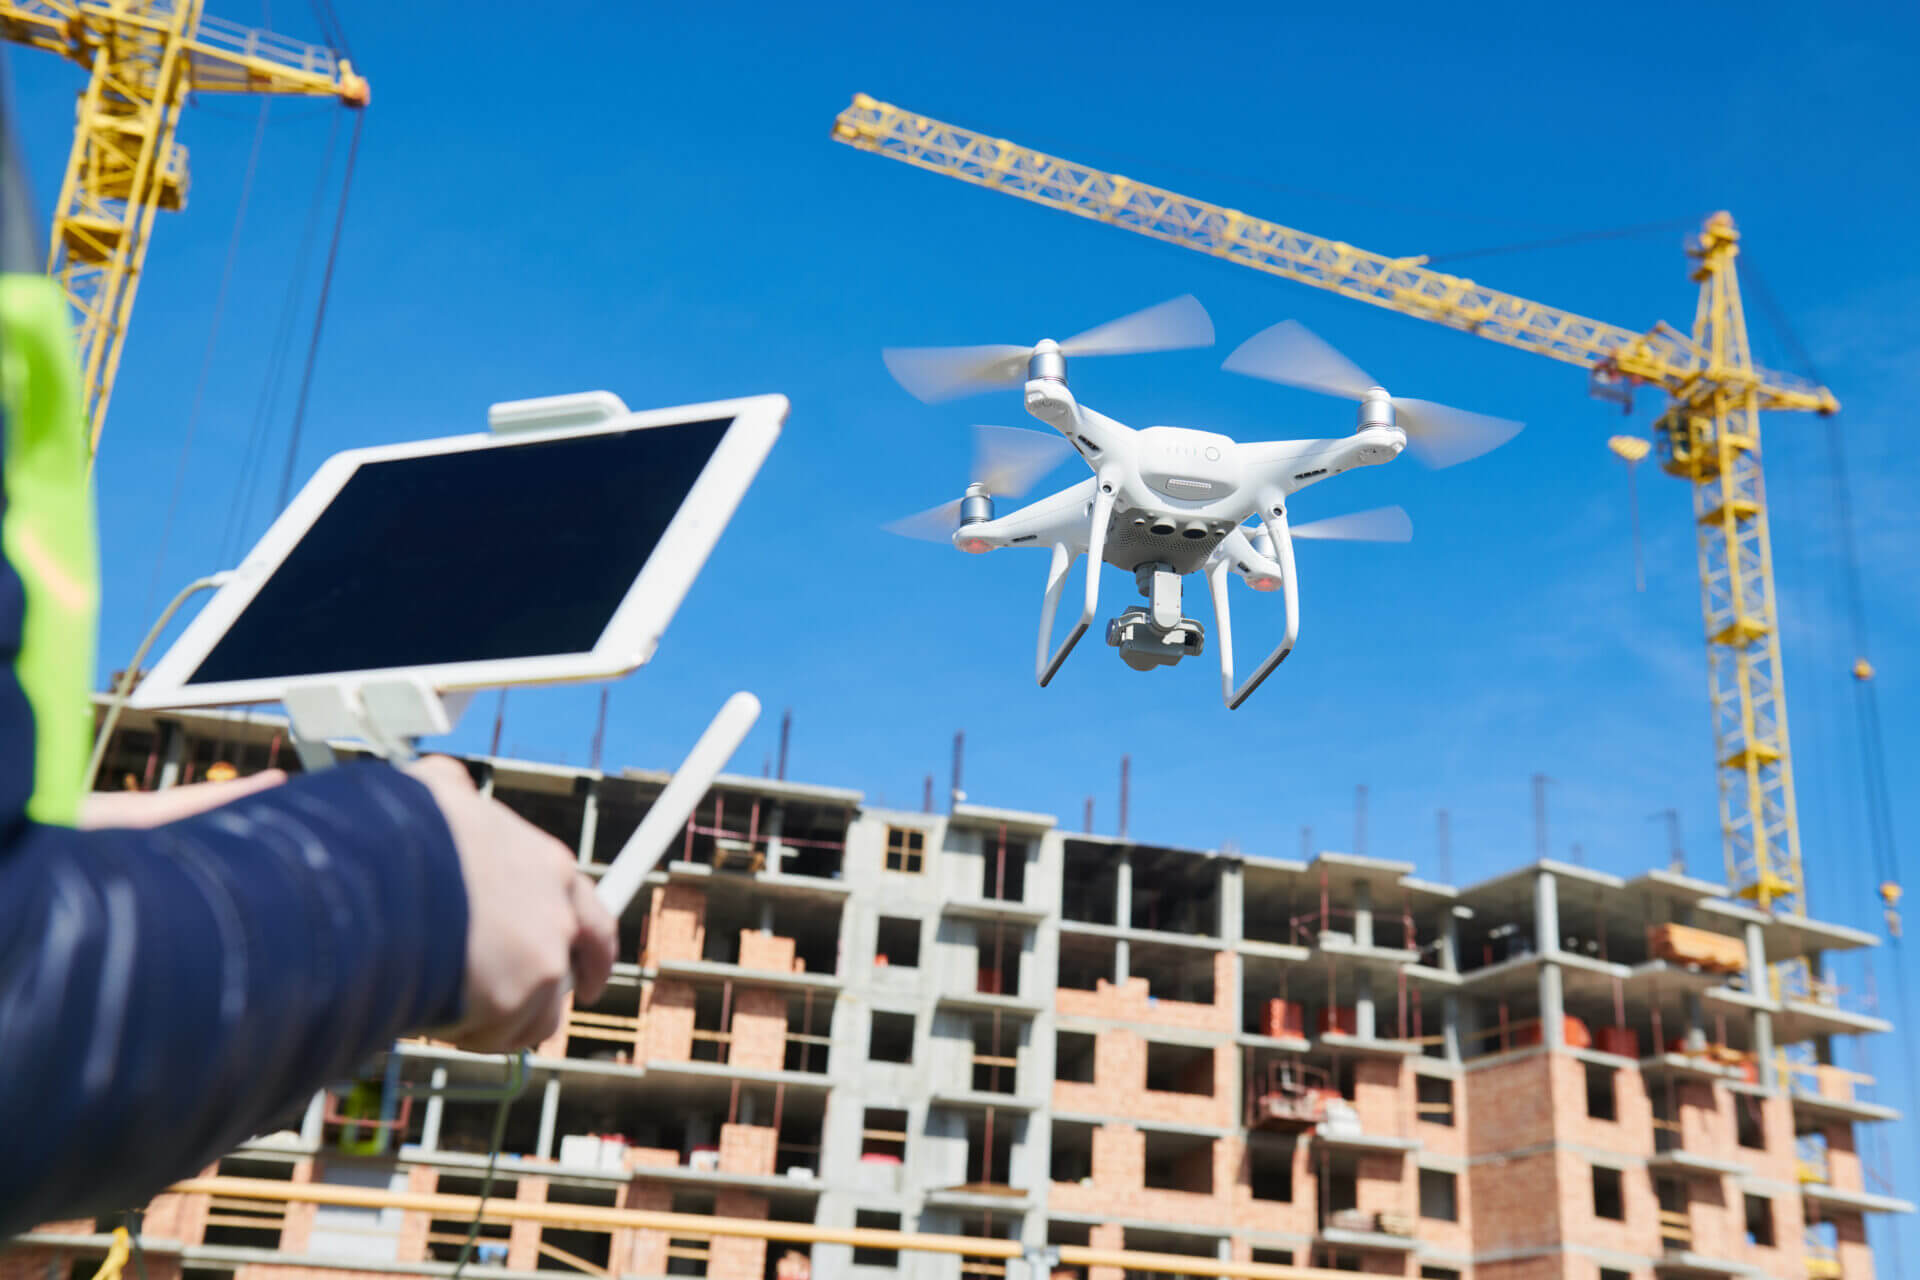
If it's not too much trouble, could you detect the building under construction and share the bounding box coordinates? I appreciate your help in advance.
[3,702,1908,1280]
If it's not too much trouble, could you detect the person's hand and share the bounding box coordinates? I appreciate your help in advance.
[78,769,288,829]
[403,755,618,1054]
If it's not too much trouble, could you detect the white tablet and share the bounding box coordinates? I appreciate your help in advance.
[131,392,787,711]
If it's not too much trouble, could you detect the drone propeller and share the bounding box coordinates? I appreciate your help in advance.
[885,424,1075,542]
[1289,504,1413,543]
[1223,319,1524,468]
[882,295,1215,404]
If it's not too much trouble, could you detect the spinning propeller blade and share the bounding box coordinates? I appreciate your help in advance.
[1288,505,1414,543]
[885,425,1075,542]
[1223,318,1376,400]
[881,295,1215,403]
[1059,294,1216,359]
[972,423,1074,496]
[881,344,1031,405]
[1391,399,1525,470]
[885,499,967,543]
[1224,319,1524,468]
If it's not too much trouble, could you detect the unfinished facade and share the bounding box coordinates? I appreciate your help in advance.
[6,703,1908,1280]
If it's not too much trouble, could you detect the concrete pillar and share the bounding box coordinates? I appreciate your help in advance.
[1441,911,1461,973]
[758,901,776,935]
[1355,969,1377,1039]
[420,1067,448,1151]
[1353,879,1374,947]
[1540,962,1566,1049]
[1753,1011,1777,1088]
[1533,870,1560,956]
[536,1077,560,1160]
[1114,937,1130,985]
[156,722,187,790]
[1115,850,1134,929]
[1225,950,1244,1041]
[1685,992,1707,1048]
[1743,921,1778,1087]
[300,1091,325,1146]
[577,779,600,866]
[765,806,786,874]
[1220,860,1244,944]
[1442,995,1462,1062]
[1744,922,1769,989]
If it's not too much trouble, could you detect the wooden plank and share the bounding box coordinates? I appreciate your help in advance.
[538,1239,612,1279]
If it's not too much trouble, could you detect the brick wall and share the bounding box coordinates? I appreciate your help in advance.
[395,1165,438,1263]
[1051,1031,1236,1129]
[1741,1181,1805,1280]
[640,978,696,1062]
[1415,1072,1466,1160]
[1355,1152,1408,1217]
[277,1157,318,1254]
[505,1175,547,1271]
[1353,1057,1408,1138]
[1464,1051,1555,1156]
[232,1268,360,1280]
[719,1122,779,1176]
[143,1184,210,1246]
[738,929,799,973]
[1469,1150,1562,1253]
[1051,956,1236,1032]
[1836,1212,1876,1280]
[1551,1053,1654,1157]
[0,1248,58,1280]
[621,1182,672,1275]
[710,1191,769,1280]
[1088,1221,1124,1280]
[729,987,789,1072]
[645,883,707,966]
[1824,1121,1862,1192]
[1554,1147,1659,1258]
[1474,1258,1563,1280]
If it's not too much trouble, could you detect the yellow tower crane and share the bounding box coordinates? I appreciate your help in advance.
[0,0,368,456]
[830,94,1838,982]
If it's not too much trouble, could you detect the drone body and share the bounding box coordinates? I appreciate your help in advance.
[883,298,1522,709]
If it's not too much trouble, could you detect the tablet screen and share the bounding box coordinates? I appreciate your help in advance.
[186,418,733,686]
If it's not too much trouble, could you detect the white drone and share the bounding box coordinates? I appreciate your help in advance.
[884,296,1525,709]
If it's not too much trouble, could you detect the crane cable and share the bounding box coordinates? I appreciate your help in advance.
[1747,256,1913,1274]
[273,106,363,513]
[219,106,339,563]
[1744,260,1902,904]
[139,97,270,628]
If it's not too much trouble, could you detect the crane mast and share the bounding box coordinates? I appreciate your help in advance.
[0,0,368,456]
[830,94,1834,968]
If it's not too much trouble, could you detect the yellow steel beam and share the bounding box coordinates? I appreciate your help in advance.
[830,94,1834,415]
[830,96,1831,948]
[0,0,366,456]
[174,1176,1340,1280]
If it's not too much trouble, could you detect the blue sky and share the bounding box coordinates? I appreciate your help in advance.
[9,0,1918,1240]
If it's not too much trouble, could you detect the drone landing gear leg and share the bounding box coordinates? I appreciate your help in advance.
[1210,506,1301,710]
[1036,484,1116,687]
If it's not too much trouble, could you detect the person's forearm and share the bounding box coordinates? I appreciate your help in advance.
[76,770,287,829]
[0,763,468,1239]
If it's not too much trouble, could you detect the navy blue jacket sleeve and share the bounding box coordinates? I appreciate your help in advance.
[0,762,470,1238]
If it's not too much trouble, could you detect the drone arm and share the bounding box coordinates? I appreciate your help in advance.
[1036,480,1116,686]
[1210,506,1300,710]
[1024,378,1133,465]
